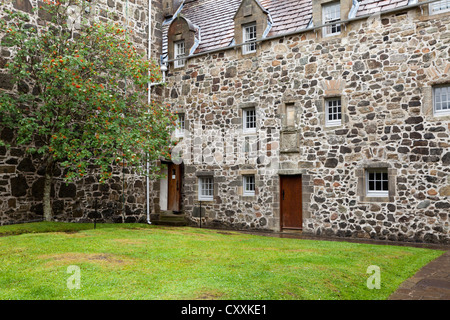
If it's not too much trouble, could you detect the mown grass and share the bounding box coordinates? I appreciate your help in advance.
[0,222,444,300]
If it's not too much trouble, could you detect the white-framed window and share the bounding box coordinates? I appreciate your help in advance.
[429,0,450,14]
[433,85,450,116]
[243,23,257,54]
[174,40,185,68]
[243,175,255,196]
[325,98,342,127]
[366,169,389,197]
[175,113,185,137]
[198,177,214,201]
[322,2,341,37]
[243,107,257,133]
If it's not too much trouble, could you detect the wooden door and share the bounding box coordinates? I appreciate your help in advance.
[280,175,303,230]
[167,163,181,212]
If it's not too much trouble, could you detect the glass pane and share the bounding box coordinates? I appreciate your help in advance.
[376,181,382,191]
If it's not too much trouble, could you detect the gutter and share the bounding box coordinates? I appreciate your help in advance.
[165,0,444,64]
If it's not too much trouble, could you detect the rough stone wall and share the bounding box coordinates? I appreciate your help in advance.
[164,8,450,243]
[0,0,163,224]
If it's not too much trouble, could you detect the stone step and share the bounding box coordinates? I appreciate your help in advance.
[152,219,187,226]
[152,211,187,226]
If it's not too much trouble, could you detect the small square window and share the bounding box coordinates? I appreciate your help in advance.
[429,0,450,14]
[366,169,389,197]
[322,2,341,37]
[243,24,257,54]
[325,98,342,127]
[174,41,185,68]
[433,85,450,116]
[243,107,257,133]
[198,177,214,201]
[175,113,185,137]
[243,175,255,196]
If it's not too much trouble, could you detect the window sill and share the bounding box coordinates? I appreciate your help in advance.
[424,114,450,122]
[359,196,393,203]
[321,32,342,40]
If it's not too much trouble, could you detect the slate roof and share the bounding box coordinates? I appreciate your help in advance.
[162,0,412,58]
[356,0,410,17]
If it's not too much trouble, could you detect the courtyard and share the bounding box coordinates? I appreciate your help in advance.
[0,222,444,300]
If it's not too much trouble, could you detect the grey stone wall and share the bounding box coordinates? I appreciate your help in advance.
[0,0,163,224]
[163,8,450,243]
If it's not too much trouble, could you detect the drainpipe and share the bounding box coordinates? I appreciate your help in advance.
[146,0,152,225]
[146,0,167,225]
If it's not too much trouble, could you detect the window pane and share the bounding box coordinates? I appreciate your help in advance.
[367,169,389,194]
[174,41,185,67]
[244,108,256,130]
[200,178,213,199]
[243,24,256,53]
[325,98,342,126]
[244,176,255,192]
[434,85,450,115]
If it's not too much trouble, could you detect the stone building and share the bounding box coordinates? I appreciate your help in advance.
[1,0,450,244]
[156,0,450,244]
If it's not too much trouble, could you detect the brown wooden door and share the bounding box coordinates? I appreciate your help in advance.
[167,163,181,212]
[280,175,303,230]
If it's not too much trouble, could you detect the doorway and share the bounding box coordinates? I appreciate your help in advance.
[280,175,303,230]
[167,162,182,212]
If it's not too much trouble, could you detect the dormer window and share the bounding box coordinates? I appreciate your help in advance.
[234,0,269,56]
[174,40,185,68]
[429,0,450,14]
[322,2,341,37]
[243,23,257,54]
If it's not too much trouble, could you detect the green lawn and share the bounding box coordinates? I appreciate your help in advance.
[0,222,444,300]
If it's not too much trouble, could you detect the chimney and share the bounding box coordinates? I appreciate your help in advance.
[163,0,183,18]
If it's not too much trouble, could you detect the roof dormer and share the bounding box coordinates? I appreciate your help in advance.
[167,15,198,68]
[234,0,270,55]
[311,0,353,38]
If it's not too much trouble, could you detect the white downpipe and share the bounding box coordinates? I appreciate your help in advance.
[146,0,168,225]
[146,0,152,225]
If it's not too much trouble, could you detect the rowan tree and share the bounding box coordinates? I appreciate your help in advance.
[0,0,175,220]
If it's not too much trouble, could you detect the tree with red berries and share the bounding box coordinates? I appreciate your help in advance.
[0,0,174,221]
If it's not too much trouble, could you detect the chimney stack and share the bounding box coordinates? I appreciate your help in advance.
[163,0,183,18]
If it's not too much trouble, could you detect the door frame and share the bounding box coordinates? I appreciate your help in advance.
[279,174,303,231]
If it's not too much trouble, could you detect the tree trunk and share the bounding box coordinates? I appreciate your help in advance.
[43,161,54,222]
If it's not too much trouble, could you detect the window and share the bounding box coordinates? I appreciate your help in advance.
[366,169,389,197]
[174,41,185,68]
[198,177,214,201]
[243,107,256,133]
[243,175,255,196]
[433,85,450,116]
[325,98,342,127]
[243,24,257,54]
[429,0,450,14]
[175,113,185,137]
[322,2,341,36]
